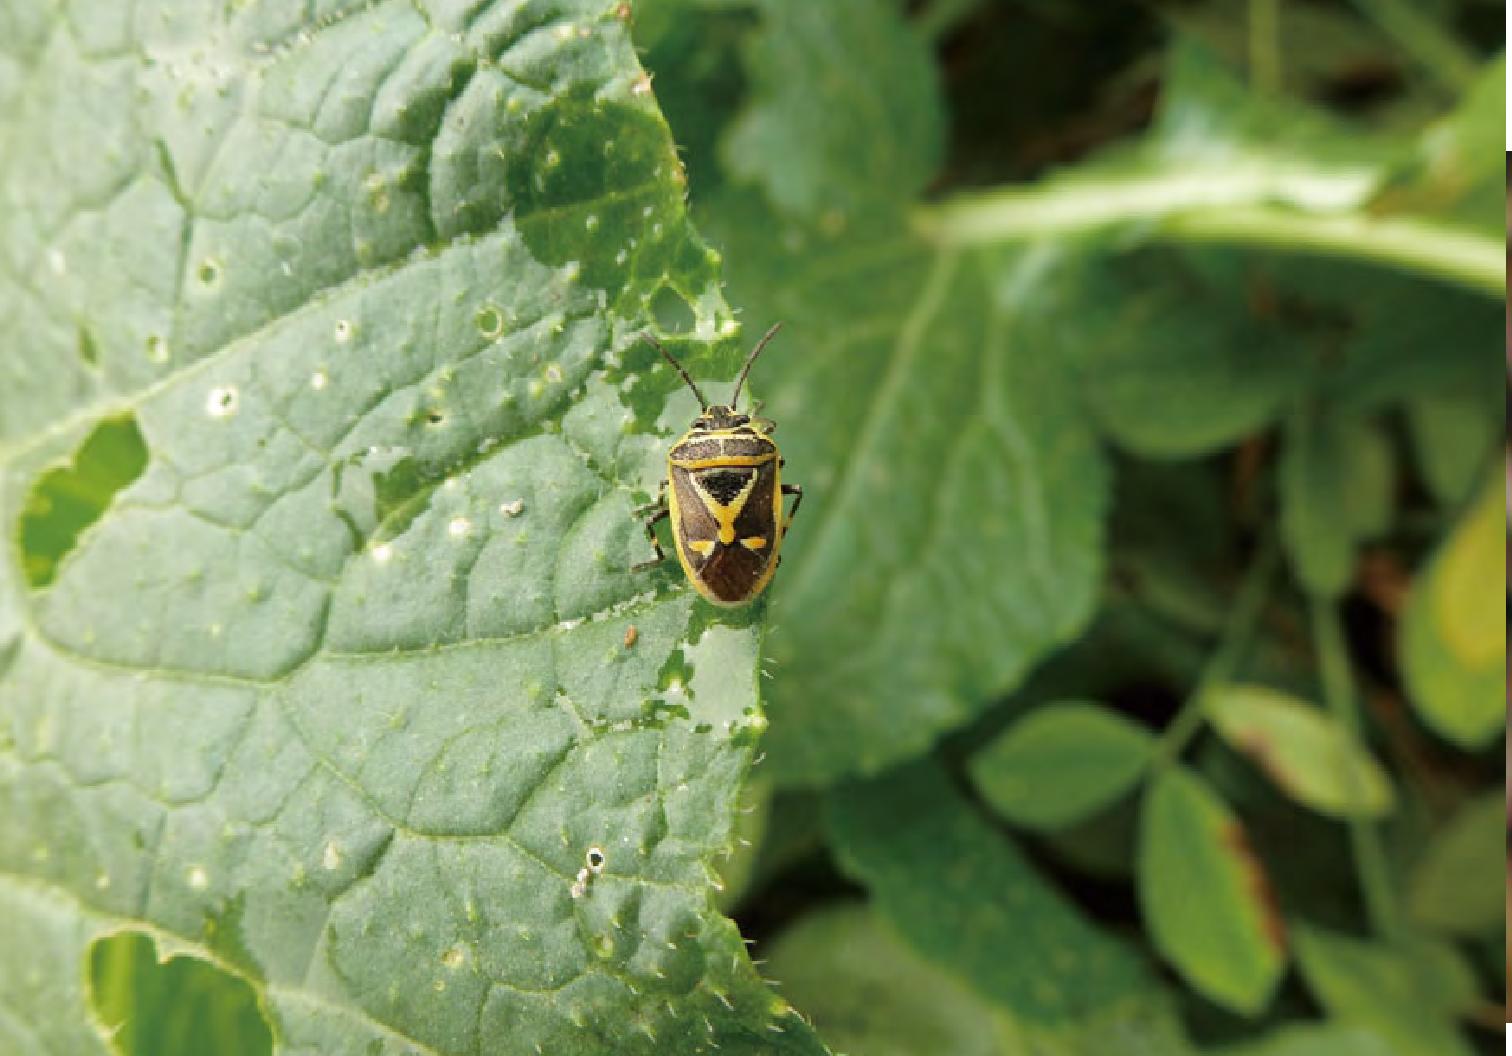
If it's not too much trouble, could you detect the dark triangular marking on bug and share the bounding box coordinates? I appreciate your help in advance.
[698,469,752,506]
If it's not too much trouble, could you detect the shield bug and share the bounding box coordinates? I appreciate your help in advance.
[634,323,802,607]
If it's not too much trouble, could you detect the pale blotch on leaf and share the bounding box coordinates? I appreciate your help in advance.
[334,319,354,343]
[187,865,209,890]
[448,516,472,538]
[310,369,328,391]
[441,945,466,969]
[322,840,342,871]
[500,499,525,518]
[371,542,394,564]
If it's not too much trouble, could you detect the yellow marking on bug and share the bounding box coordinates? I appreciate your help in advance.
[694,470,759,549]
[669,453,777,470]
[740,536,768,550]
[688,539,715,557]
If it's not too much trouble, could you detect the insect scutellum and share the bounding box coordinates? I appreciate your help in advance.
[633,323,803,607]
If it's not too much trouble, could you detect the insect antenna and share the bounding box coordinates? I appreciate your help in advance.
[642,332,707,410]
[730,322,783,409]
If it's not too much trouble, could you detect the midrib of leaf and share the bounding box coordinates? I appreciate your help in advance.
[777,248,959,607]
[777,250,1065,703]
[918,159,1504,296]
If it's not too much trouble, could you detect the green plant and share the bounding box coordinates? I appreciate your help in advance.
[1,1,1503,1054]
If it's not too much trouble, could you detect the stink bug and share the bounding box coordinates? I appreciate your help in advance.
[634,323,802,607]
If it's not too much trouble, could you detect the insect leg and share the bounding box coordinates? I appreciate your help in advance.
[781,483,803,528]
[633,479,668,518]
[632,484,671,572]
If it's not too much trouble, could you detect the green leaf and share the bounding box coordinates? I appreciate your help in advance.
[1406,792,1505,936]
[828,760,1194,1051]
[665,0,1108,787]
[968,701,1156,830]
[723,0,943,221]
[1279,410,1395,598]
[1137,768,1286,1015]
[764,903,1018,1056]
[1053,244,1312,458]
[1205,684,1394,819]
[1398,475,1503,747]
[1292,924,1476,1056]
[711,200,1109,786]
[0,4,824,1054]
[1402,391,1498,508]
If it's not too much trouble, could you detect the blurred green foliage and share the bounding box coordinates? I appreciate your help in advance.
[641,0,1504,1053]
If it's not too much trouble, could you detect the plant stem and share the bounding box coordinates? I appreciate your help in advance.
[1158,539,1280,763]
[916,172,1505,298]
[1310,593,1401,938]
[1164,206,1505,299]
[1347,0,1479,92]
[1248,0,1282,93]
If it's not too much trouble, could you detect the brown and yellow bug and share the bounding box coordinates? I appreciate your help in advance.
[634,324,802,607]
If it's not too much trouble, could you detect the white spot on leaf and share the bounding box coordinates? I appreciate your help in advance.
[206,386,238,418]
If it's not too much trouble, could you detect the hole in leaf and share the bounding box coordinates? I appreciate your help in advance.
[649,283,695,334]
[18,414,148,589]
[88,932,272,1056]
